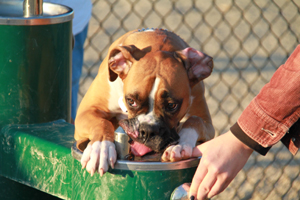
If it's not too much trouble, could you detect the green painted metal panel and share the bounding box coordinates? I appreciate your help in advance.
[0,120,196,200]
[0,22,72,129]
[72,162,196,200]
[0,176,61,200]
[0,2,74,199]
[0,120,75,199]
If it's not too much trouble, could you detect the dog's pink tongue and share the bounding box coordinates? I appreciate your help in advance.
[130,141,153,156]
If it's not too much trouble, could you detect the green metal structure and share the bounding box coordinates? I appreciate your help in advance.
[0,120,197,200]
[0,1,73,199]
[0,1,73,130]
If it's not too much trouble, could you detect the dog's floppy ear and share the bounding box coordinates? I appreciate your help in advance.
[108,45,146,82]
[176,47,213,87]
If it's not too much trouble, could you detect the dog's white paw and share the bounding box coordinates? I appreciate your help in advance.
[81,141,117,176]
[161,128,198,162]
[161,143,194,162]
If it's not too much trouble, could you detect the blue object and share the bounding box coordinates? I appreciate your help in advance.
[71,24,89,120]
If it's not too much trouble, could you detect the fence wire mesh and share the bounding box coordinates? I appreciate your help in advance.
[79,0,300,199]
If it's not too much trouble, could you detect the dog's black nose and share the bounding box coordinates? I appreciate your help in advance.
[139,123,161,140]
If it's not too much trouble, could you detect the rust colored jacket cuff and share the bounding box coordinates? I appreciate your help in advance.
[230,123,271,155]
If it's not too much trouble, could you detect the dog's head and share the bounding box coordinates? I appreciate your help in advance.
[108,45,213,156]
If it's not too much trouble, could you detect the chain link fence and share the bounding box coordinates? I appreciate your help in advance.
[79,0,300,199]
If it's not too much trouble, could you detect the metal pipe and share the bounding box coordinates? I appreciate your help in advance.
[114,127,130,160]
[23,0,43,17]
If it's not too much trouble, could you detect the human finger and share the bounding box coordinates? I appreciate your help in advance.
[189,161,208,199]
[196,170,217,200]
[182,182,191,191]
[207,175,231,199]
[192,145,204,158]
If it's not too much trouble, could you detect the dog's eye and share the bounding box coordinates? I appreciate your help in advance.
[166,103,178,111]
[127,98,137,107]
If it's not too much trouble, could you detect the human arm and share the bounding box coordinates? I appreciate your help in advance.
[188,45,300,199]
[232,44,300,155]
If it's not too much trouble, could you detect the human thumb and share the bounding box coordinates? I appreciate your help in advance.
[192,145,203,158]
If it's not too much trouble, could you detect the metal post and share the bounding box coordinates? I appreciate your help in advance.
[23,0,43,17]
[114,127,130,160]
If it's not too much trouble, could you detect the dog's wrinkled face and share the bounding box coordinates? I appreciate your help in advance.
[119,51,192,156]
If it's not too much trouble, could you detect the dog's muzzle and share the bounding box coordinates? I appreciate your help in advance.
[119,118,179,156]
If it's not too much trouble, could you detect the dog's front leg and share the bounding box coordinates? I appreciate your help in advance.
[161,128,198,162]
[75,111,117,176]
[161,116,214,162]
[81,140,116,176]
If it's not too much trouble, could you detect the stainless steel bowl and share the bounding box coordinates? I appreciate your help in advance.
[71,141,200,171]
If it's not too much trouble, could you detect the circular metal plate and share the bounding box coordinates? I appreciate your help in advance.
[0,1,73,25]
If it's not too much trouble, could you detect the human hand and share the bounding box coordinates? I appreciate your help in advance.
[189,130,253,200]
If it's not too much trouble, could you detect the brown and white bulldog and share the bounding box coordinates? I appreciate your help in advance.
[74,28,215,176]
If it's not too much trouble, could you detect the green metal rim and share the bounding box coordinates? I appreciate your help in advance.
[0,2,73,25]
[71,142,200,171]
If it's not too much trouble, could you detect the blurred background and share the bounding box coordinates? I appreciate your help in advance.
[79,0,300,199]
